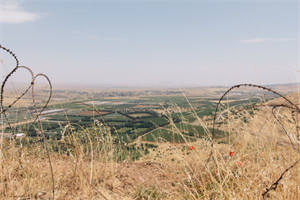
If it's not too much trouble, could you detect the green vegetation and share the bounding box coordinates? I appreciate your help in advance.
[4,94,263,158]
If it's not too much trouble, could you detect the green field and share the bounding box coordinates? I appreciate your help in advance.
[3,93,266,146]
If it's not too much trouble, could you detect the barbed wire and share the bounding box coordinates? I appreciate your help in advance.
[0,45,55,200]
[210,83,300,199]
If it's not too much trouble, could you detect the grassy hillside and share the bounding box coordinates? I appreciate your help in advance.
[0,92,299,199]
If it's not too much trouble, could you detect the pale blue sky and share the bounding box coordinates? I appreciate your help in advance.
[0,0,298,87]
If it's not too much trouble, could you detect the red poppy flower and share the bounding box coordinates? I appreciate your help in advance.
[229,151,234,157]
[189,146,194,150]
[237,161,242,167]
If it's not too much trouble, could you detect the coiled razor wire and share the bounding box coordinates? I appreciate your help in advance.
[210,83,299,199]
[0,45,54,199]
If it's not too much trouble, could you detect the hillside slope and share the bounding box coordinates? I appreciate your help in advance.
[0,93,299,200]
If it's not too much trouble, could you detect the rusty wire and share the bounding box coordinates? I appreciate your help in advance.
[0,45,55,200]
[211,83,300,198]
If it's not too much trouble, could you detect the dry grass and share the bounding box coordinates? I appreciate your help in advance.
[0,93,299,200]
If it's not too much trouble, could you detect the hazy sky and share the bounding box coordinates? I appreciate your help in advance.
[0,0,299,87]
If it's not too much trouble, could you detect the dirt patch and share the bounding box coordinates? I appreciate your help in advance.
[128,113,151,118]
